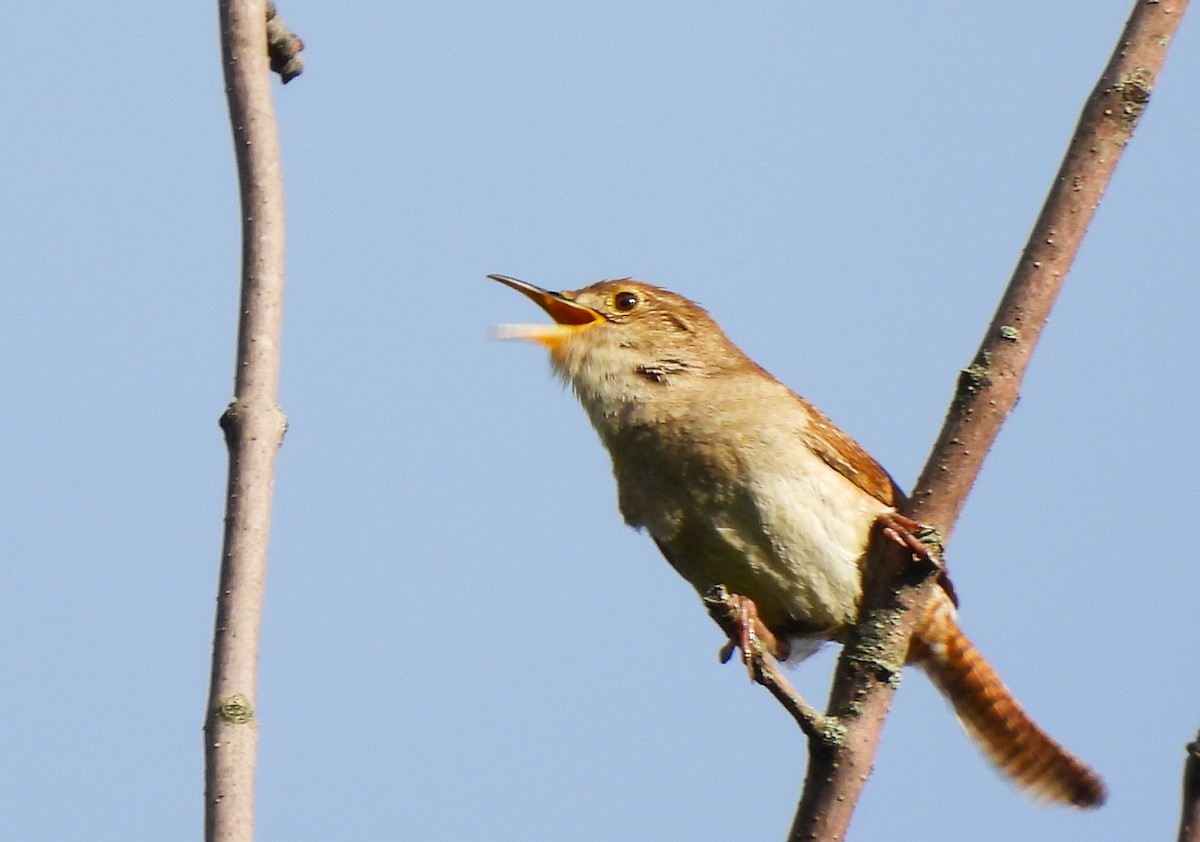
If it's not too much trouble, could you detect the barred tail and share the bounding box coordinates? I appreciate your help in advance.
[909,592,1106,808]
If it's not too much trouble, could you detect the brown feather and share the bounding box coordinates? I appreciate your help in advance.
[494,274,1103,806]
[796,397,902,508]
[909,591,1107,807]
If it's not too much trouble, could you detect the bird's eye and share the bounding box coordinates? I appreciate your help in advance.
[613,290,639,312]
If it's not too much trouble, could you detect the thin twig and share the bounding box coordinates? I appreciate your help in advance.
[787,2,1188,838]
[751,658,843,749]
[204,1,290,840]
[704,587,835,743]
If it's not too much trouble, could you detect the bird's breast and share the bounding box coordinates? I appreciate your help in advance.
[608,417,890,636]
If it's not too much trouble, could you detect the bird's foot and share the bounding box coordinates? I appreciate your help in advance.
[703,586,789,678]
[878,512,943,567]
[877,512,956,603]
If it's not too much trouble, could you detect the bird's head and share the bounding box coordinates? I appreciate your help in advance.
[490,275,750,399]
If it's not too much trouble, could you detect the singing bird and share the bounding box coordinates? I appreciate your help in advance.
[490,274,1105,807]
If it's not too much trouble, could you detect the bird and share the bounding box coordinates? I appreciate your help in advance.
[489,273,1106,808]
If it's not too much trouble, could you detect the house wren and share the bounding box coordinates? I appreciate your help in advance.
[490,274,1105,807]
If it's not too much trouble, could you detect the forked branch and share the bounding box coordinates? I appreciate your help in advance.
[786,2,1188,838]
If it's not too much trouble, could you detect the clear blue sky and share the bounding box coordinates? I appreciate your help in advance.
[3,3,1197,840]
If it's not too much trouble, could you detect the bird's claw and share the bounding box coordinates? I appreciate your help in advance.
[877,512,957,603]
[879,512,943,568]
[704,586,788,678]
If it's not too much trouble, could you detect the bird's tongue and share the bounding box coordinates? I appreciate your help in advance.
[492,319,603,351]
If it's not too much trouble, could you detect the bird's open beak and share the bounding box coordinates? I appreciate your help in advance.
[489,274,606,349]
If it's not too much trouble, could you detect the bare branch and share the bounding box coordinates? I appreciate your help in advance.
[1179,732,1200,842]
[788,531,938,839]
[704,587,837,743]
[788,2,1188,837]
[204,1,290,839]
[910,0,1188,538]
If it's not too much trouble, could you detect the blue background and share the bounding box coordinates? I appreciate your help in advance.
[2,3,1196,839]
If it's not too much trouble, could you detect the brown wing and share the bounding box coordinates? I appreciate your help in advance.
[797,396,961,603]
[796,396,903,508]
